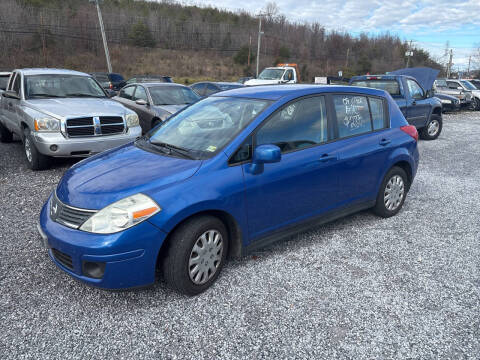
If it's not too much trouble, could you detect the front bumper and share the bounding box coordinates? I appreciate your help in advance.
[32,126,142,157]
[38,194,167,289]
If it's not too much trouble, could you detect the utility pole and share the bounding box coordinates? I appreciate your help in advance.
[406,40,414,68]
[467,55,471,77]
[248,35,251,67]
[90,0,112,73]
[345,48,350,68]
[256,13,265,78]
[447,49,453,78]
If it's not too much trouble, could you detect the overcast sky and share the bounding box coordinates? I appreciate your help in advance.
[180,0,480,70]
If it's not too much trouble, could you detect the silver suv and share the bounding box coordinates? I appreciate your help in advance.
[0,69,141,170]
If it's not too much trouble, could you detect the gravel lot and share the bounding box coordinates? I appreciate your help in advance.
[0,111,479,359]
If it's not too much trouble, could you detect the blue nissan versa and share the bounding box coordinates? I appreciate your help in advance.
[38,85,419,295]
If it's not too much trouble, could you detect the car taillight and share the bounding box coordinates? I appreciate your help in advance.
[400,125,418,142]
[109,82,113,89]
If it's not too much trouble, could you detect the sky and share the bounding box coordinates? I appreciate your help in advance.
[180,0,480,71]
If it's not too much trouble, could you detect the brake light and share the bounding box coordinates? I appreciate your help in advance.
[400,125,418,141]
[109,82,113,89]
[367,76,381,80]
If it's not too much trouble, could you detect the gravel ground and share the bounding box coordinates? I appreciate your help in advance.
[0,111,479,359]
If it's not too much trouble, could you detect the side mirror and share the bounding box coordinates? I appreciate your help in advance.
[136,99,148,106]
[457,86,463,90]
[105,89,116,98]
[3,90,20,100]
[248,144,281,174]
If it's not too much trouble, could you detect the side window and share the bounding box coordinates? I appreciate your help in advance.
[119,86,135,100]
[369,97,386,130]
[407,79,424,100]
[12,74,21,95]
[191,83,205,96]
[204,83,218,96]
[447,81,460,90]
[134,86,148,102]
[256,96,328,153]
[283,69,294,81]
[333,95,372,138]
[230,136,253,164]
[7,73,16,91]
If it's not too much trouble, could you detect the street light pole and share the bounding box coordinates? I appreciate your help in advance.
[90,0,112,73]
[256,14,264,78]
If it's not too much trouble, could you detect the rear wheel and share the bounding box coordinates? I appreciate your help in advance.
[472,98,480,111]
[0,122,13,142]
[23,128,50,170]
[162,215,228,295]
[373,166,408,218]
[420,115,442,140]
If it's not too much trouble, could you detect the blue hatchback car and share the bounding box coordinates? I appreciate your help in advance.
[38,85,419,295]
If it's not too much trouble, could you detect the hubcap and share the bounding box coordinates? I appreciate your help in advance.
[427,120,439,136]
[384,175,405,211]
[25,138,32,163]
[188,230,223,285]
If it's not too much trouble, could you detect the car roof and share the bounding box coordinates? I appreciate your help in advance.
[212,84,387,100]
[129,82,188,89]
[16,68,90,76]
[351,74,417,82]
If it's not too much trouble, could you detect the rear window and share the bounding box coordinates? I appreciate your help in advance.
[352,79,401,96]
[0,75,9,90]
[110,74,124,82]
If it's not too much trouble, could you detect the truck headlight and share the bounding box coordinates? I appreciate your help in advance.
[79,194,160,234]
[126,113,139,127]
[34,116,60,132]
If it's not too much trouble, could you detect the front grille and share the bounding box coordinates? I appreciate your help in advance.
[65,116,125,137]
[50,193,96,229]
[52,248,73,270]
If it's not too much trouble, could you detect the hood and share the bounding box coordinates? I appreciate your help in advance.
[389,67,439,91]
[56,143,202,209]
[24,98,130,118]
[244,79,282,86]
[153,104,187,115]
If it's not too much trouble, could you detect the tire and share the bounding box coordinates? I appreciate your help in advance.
[0,122,13,143]
[23,128,50,170]
[373,166,408,218]
[473,98,480,111]
[419,114,442,140]
[162,215,228,296]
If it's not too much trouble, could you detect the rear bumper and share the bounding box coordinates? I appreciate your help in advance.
[32,126,142,157]
[38,194,167,289]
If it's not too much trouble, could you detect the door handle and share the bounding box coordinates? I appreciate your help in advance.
[412,100,417,105]
[319,154,337,162]
[379,139,391,146]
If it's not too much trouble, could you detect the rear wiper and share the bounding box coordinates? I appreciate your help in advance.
[29,93,65,98]
[149,141,195,159]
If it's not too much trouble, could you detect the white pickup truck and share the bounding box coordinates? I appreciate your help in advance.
[0,68,142,170]
[245,64,300,86]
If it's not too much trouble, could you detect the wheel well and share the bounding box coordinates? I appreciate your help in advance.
[432,107,442,116]
[392,161,413,190]
[156,210,243,269]
[20,122,29,140]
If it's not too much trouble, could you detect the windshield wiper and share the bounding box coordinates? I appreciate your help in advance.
[149,141,195,159]
[29,93,65,98]
[66,93,105,98]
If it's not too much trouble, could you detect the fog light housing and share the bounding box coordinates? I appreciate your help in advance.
[82,261,106,279]
[50,145,58,152]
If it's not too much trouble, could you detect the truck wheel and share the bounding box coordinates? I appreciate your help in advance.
[162,215,228,296]
[373,166,408,218]
[23,128,50,170]
[473,98,480,111]
[0,122,13,143]
[420,115,442,140]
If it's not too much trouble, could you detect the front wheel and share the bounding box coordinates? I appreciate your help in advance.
[420,115,442,140]
[162,216,228,295]
[23,128,50,170]
[373,166,408,218]
[472,98,480,111]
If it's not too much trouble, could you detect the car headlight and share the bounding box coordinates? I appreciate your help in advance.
[34,116,60,132]
[126,113,139,127]
[440,99,452,104]
[79,194,160,234]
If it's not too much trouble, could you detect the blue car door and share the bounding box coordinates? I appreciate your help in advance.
[405,78,430,128]
[330,94,394,204]
[240,95,341,242]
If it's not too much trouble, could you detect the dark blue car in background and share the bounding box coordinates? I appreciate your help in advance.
[38,85,419,295]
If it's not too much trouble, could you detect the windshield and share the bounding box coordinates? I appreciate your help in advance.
[145,96,271,159]
[150,86,200,105]
[258,69,285,80]
[0,75,9,90]
[25,74,106,99]
[461,80,476,90]
[435,79,447,87]
[351,79,401,96]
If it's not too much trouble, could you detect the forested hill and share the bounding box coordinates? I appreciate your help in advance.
[0,0,442,81]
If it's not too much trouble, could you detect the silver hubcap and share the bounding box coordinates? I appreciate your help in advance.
[427,120,439,136]
[25,138,32,163]
[188,230,223,285]
[384,175,405,211]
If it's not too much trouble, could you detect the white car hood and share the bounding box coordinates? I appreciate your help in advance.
[24,98,130,118]
[244,79,282,86]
